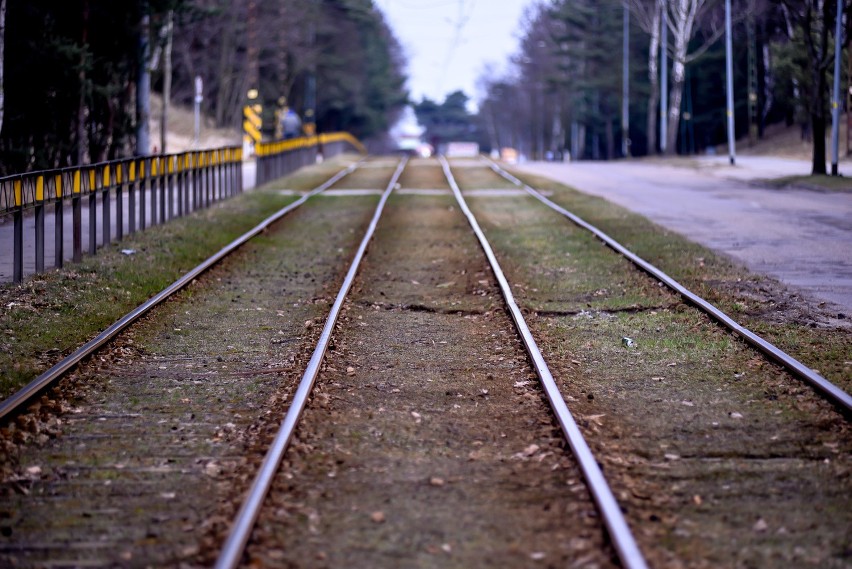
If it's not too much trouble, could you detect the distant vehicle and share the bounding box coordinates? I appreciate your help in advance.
[445,142,480,158]
[416,143,433,158]
[500,147,518,164]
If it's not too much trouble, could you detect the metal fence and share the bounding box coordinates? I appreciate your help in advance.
[0,132,365,284]
[0,148,242,284]
[255,132,367,186]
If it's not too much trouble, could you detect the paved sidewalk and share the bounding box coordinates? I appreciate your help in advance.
[514,156,852,315]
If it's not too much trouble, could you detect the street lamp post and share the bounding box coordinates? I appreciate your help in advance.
[831,0,845,175]
[725,0,736,166]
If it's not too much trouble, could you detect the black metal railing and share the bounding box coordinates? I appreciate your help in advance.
[254,132,367,186]
[0,147,241,283]
[1,131,365,284]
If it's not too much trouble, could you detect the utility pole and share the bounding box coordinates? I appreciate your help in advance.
[725,0,736,165]
[622,4,630,158]
[830,0,844,175]
[660,0,668,155]
[193,75,202,147]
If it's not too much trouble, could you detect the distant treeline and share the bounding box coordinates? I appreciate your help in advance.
[0,0,408,175]
[415,0,847,174]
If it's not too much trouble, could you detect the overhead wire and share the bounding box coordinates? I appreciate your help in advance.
[437,0,477,97]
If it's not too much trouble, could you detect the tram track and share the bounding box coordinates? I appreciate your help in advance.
[0,157,392,567]
[0,155,849,568]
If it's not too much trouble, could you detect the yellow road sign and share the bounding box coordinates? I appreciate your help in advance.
[243,104,262,143]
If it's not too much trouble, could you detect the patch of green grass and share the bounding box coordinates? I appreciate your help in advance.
[449,162,518,190]
[494,168,852,392]
[760,174,852,192]
[0,156,355,399]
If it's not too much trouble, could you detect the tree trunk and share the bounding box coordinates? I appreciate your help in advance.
[78,0,89,164]
[214,5,235,127]
[646,5,660,155]
[136,0,151,156]
[666,56,686,154]
[812,111,827,174]
[160,10,173,154]
[811,63,828,174]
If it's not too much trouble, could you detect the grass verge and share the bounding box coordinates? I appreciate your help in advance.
[0,154,360,399]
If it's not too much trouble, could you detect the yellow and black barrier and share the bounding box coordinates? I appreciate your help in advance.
[253,132,367,186]
[0,146,242,283]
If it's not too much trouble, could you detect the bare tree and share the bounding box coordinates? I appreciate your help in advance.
[626,0,662,153]
[159,10,174,153]
[661,0,726,154]
[780,0,841,175]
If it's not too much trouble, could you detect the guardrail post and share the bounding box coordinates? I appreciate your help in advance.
[101,166,111,249]
[191,153,199,210]
[116,165,124,241]
[149,159,158,227]
[177,156,184,217]
[159,157,167,224]
[13,207,23,283]
[166,157,174,220]
[88,169,97,256]
[55,178,64,269]
[140,160,148,231]
[35,175,45,273]
[218,152,225,199]
[35,203,44,274]
[129,162,137,235]
[205,154,213,205]
[72,169,82,263]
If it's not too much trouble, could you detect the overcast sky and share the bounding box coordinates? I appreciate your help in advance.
[378,0,536,111]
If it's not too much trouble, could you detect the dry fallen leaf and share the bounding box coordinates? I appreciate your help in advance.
[523,444,540,457]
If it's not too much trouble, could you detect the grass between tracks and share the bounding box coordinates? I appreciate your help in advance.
[486,164,852,393]
[0,154,361,400]
[450,159,851,567]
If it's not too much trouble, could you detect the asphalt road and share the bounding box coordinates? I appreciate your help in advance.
[514,156,852,315]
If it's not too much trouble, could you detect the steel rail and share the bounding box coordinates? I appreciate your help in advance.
[484,157,852,415]
[214,156,408,569]
[0,160,363,423]
[439,156,649,569]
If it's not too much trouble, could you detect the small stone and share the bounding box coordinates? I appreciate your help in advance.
[429,477,445,487]
[530,552,546,561]
[370,511,385,523]
[754,518,768,532]
[523,444,540,457]
[441,543,452,553]
[730,412,744,419]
